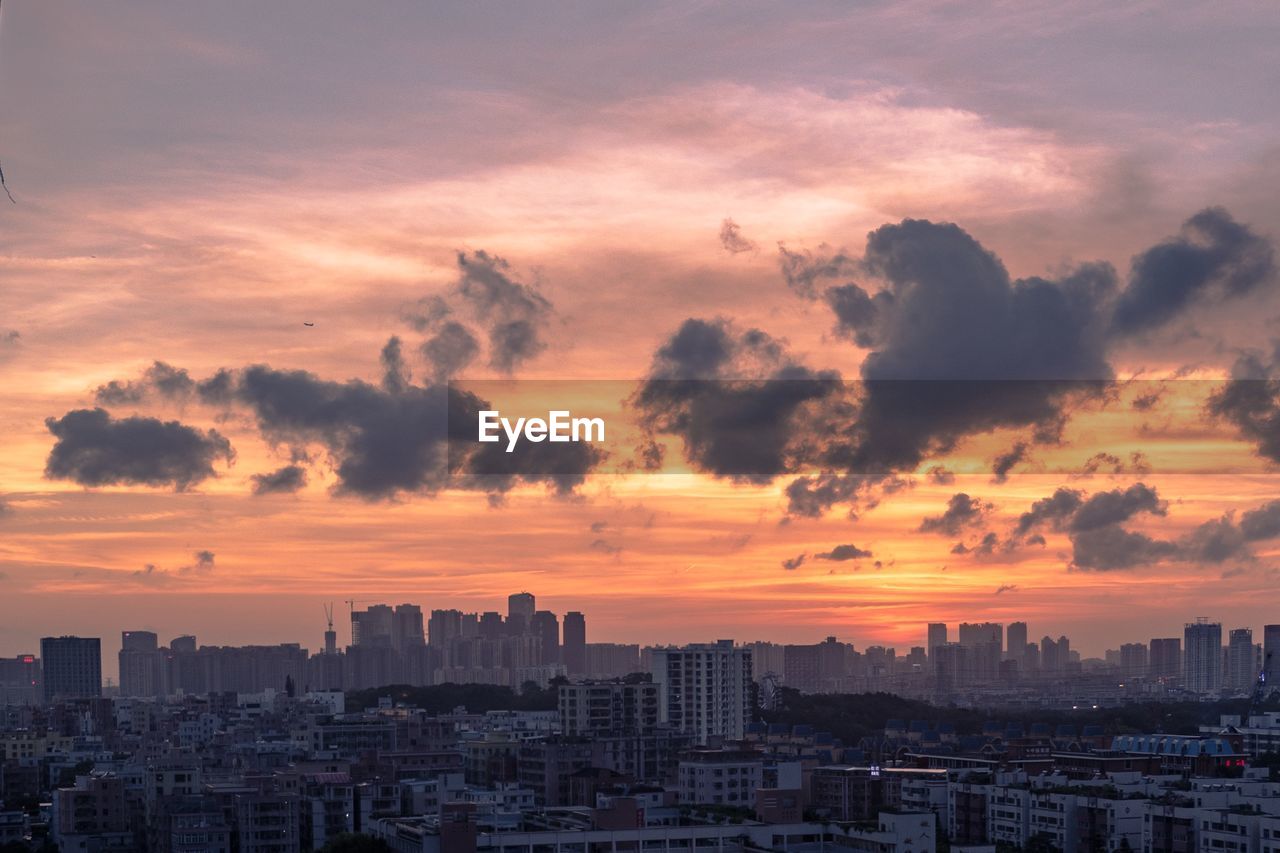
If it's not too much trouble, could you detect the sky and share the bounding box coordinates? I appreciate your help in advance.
[2,1,1280,679]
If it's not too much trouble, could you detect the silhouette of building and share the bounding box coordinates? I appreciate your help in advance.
[40,636,101,702]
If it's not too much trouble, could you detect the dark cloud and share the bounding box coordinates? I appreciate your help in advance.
[824,283,893,348]
[589,520,610,533]
[1070,525,1178,571]
[251,464,308,495]
[1069,483,1165,531]
[44,408,233,490]
[632,318,842,484]
[1240,499,1280,540]
[404,250,553,377]
[132,550,215,584]
[926,465,955,485]
[223,353,601,500]
[814,544,872,561]
[719,218,757,254]
[781,553,807,571]
[646,210,1275,518]
[991,441,1028,483]
[919,493,990,536]
[1111,208,1275,337]
[421,321,480,381]
[777,244,855,298]
[95,361,196,405]
[994,583,1018,594]
[1013,483,1175,571]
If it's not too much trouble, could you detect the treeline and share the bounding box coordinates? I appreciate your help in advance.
[345,680,559,714]
[760,688,1280,744]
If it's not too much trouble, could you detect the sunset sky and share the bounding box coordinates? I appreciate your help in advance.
[2,2,1280,679]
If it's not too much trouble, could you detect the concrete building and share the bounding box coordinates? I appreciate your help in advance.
[650,640,753,744]
[562,612,586,676]
[40,636,101,702]
[1184,620,1223,695]
[677,748,763,807]
[1151,637,1182,681]
[559,681,659,736]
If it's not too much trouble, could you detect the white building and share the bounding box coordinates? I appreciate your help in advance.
[650,640,753,744]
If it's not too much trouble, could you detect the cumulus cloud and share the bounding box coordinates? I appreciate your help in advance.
[632,318,842,483]
[251,464,308,495]
[406,250,552,376]
[95,361,196,405]
[814,544,872,561]
[919,493,991,536]
[1111,208,1275,337]
[44,408,234,490]
[1012,483,1178,571]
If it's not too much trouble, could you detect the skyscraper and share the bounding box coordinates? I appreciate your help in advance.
[1184,619,1222,695]
[1150,638,1181,680]
[392,604,425,650]
[1006,622,1028,664]
[1119,642,1148,679]
[119,630,164,698]
[530,610,560,664]
[508,592,536,634]
[1226,628,1256,691]
[562,611,586,676]
[927,623,947,658]
[40,636,101,702]
[351,604,394,647]
[1264,625,1280,691]
[650,640,752,744]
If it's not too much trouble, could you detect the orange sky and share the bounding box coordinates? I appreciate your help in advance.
[1,2,1279,678]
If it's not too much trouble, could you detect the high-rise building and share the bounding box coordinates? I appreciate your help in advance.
[958,622,1002,682]
[530,610,560,664]
[1264,625,1280,691]
[40,636,101,702]
[650,640,752,744]
[927,623,947,658]
[562,611,586,676]
[0,654,41,706]
[558,681,659,735]
[1040,635,1070,674]
[1184,619,1222,695]
[1226,628,1256,691]
[1006,622,1028,664]
[1150,638,1181,680]
[508,592,536,634]
[429,609,463,647]
[1119,642,1148,679]
[392,604,425,650]
[479,611,504,640]
[119,630,165,698]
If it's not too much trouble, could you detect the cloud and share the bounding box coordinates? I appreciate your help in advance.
[632,318,842,484]
[719,218,757,254]
[0,330,19,361]
[991,441,1028,483]
[131,550,216,584]
[995,583,1018,594]
[251,464,308,495]
[589,538,621,555]
[919,493,990,536]
[44,408,234,490]
[814,544,872,561]
[1111,208,1275,337]
[95,361,196,405]
[926,465,955,485]
[1013,483,1176,571]
[777,244,855,298]
[781,553,807,570]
